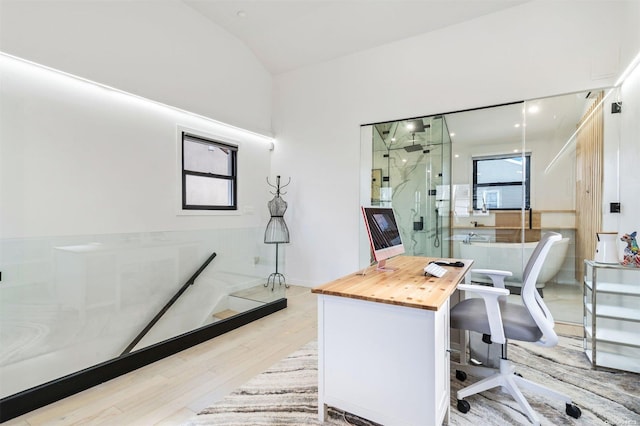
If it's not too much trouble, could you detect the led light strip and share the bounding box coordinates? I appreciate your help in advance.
[0,51,276,145]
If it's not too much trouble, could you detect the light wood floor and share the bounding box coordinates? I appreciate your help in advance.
[4,285,317,426]
[3,285,583,426]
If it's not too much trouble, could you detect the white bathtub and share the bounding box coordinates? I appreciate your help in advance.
[459,238,570,288]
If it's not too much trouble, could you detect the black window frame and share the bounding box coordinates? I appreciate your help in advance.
[472,153,530,211]
[182,132,238,211]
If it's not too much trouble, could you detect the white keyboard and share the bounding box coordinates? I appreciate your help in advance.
[424,263,447,278]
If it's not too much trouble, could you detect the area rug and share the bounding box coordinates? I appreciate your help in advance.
[184,337,640,425]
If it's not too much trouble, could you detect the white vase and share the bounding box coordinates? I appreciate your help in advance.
[594,232,619,264]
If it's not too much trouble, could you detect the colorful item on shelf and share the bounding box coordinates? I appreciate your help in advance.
[620,231,640,267]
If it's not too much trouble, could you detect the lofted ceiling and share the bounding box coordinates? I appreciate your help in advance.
[183,0,529,75]
[181,1,594,149]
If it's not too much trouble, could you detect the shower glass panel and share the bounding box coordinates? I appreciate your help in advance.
[448,102,528,300]
[370,115,451,258]
[522,92,593,324]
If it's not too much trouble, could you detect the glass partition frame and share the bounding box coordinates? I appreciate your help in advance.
[360,89,614,326]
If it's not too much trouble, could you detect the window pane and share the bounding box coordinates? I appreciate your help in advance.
[185,175,233,207]
[476,157,525,184]
[477,185,524,209]
[184,139,233,176]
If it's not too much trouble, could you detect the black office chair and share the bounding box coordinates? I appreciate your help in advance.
[450,232,582,425]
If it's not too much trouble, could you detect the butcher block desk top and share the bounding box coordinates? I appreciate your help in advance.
[312,256,473,311]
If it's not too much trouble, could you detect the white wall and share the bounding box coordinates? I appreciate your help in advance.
[272,1,640,286]
[0,0,272,135]
[0,0,275,239]
[602,59,640,238]
[0,54,273,238]
[618,63,640,234]
[0,2,277,394]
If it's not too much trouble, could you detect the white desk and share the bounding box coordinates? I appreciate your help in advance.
[312,256,472,426]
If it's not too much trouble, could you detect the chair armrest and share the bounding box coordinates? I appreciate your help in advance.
[457,283,510,344]
[471,268,513,289]
[457,283,510,296]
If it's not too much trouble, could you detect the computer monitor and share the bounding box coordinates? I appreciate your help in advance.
[361,206,405,271]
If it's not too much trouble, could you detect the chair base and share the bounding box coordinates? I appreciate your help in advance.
[455,358,581,425]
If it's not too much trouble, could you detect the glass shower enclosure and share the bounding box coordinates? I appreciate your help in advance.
[360,84,629,330]
[367,115,452,259]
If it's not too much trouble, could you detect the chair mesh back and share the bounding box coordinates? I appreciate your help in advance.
[521,232,562,325]
[522,233,554,284]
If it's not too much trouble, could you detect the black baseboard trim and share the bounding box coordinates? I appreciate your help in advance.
[0,298,287,423]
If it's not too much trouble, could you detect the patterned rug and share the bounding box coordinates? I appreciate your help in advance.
[185,336,640,425]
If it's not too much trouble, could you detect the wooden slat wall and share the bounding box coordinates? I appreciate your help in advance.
[493,211,541,229]
[575,91,604,281]
[494,211,541,243]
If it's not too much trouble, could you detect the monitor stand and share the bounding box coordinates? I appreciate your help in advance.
[376,259,397,272]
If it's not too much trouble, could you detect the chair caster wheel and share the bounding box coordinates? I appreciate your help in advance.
[457,399,470,413]
[456,370,467,381]
[566,403,581,419]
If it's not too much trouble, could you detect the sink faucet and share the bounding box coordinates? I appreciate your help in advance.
[464,232,478,244]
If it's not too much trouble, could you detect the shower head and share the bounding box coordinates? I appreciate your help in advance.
[404,144,424,152]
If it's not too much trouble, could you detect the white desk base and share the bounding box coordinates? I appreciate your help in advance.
[317,294,450,426]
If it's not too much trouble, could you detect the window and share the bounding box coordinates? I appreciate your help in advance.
[473,153,530,210]
[182,132,237,210]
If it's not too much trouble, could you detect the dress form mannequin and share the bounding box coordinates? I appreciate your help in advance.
[264,196,289,244]
[264,176,291,290]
